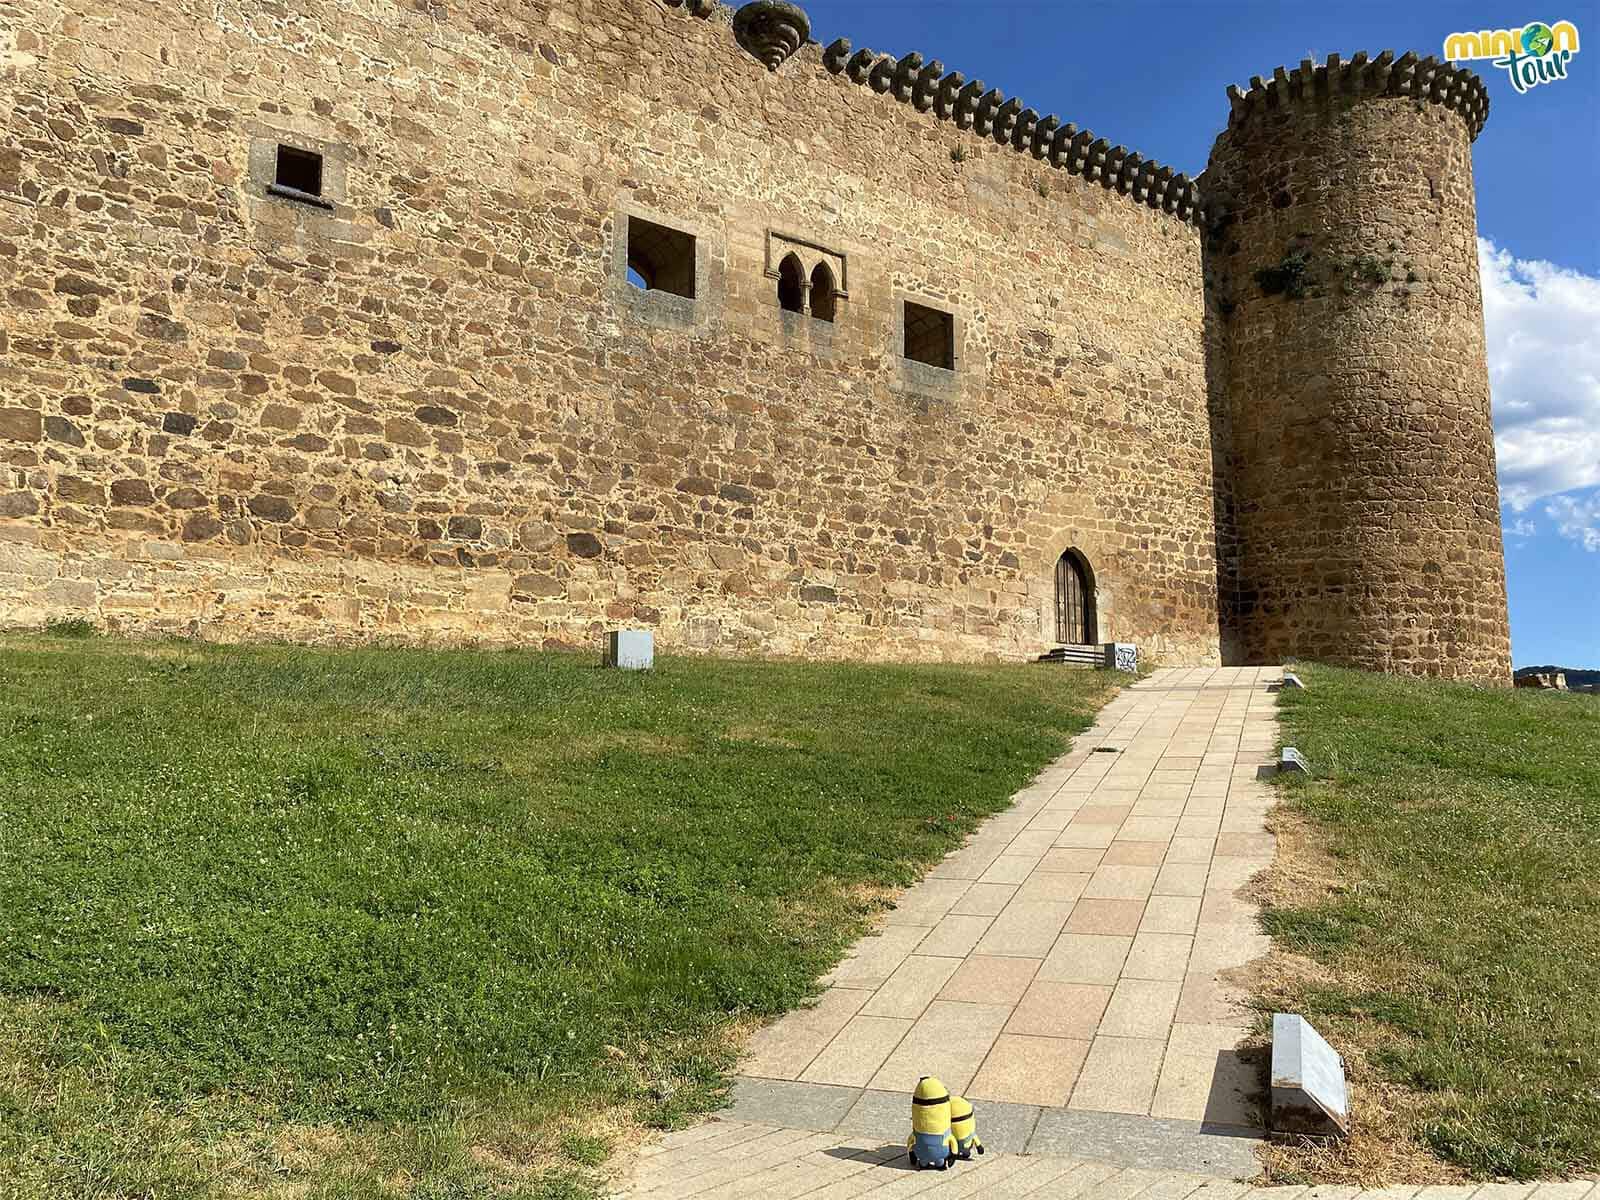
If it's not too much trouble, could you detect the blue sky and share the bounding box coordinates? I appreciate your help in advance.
[803,0,1600,668]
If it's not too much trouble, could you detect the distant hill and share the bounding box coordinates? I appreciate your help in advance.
[1516,665,1600,690]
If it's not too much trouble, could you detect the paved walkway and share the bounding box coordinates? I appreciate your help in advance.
[618,667,1297,1196]
[741,666,1280,1123]
[623,1121,1598,1200]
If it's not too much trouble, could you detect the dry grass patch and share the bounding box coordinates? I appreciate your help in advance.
[1253,664,1600,1181]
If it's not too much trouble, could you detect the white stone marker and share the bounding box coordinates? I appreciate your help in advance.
[1271,1013,1350,1137]
[1282,671,1305,689]
[603,629,654,670]
[1105,643,1138,673]
[1279,746,1310,775]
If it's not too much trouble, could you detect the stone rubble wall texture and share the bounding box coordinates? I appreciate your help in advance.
[0,0,1510,680]
[1206,58,1511,681]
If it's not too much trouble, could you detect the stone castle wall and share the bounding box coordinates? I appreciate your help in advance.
[1205,56,1510,680]
[0,0,1224,663]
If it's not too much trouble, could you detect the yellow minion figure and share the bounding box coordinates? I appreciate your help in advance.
[949,1094,984,1160]
[906,1076,957,1170]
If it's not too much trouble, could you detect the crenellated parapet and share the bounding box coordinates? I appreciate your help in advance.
[820,37,1203,225]
[1222,51,1490,143]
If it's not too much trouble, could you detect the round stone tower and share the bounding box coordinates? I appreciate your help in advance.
[1205,52,1511,683]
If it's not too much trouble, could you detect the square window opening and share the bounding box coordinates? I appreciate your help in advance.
[274,145,324,197]
[903,301,955,370]
[627,216,696,300]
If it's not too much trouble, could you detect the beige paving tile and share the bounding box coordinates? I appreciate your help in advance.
[1040,847,1105,872]
[1165,836,1216,865]
[1140,894,1202,934]
[1154,861,1210,897]
[1038,933,1132,984]
[1139,783,1192,802]
[1207,855,1272,891]
[978,854,1046,885]
[1199,887,1257,926]
[885,877,973,927]
[915,914,994,958]
[1130,795,1188,818]
[1055,823,1119,849]
[1152,1022,1263,1127]
[1174,814,1223,838]
[1027,810,1075,832]
[1102,840,1167,866]
[799,1014,913,1086]
[868,1000,1011,1094]
[1069,1035,1167,1114]
[939,954,1040,1004]
[742,986,874,1080]
[862,955,965,1018]
[977,900,1075,956]
[1015,871,1091,904]
[1083,864,1160,900]
[1188,919,1271,974]
[1007,980,1112,1039]
[1216,832,1275,857]
[928,841,1005,881]
[1004,828,1063,857]
[968,1033,1092,1106]
[822,925,927,988]
[1118,816,1180,843]
[1099,977,1183,1038]
[951,882,1017,916]
[1122,932,1194,981]
[1175,969,1253,1026]
[1066,898,1146,935]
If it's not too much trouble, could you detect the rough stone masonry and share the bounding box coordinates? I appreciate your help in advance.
[0,0,1511,681]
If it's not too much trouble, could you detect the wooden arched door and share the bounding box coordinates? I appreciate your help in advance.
[1054,550,1095,645]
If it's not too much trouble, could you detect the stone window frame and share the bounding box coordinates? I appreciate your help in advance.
[247,129,350,214]
[891,292,964,398]
[611,205,716,331]
[763,231,849,323]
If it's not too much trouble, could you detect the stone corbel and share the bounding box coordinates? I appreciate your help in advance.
[993,96,1022,144]
[892,52,922,103]
[954,79,985,130]
[912,60,944,111]
[934,71,965,121]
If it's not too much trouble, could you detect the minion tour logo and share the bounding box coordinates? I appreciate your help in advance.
[1444,20,1581,93]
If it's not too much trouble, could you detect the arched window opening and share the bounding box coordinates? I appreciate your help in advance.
[810,262,837,323]
[777,253,805,314]
[1054,549,1097,645]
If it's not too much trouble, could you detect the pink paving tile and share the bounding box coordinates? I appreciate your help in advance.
[1006,980,1112,1039]
[939,954,1041,1004]
[1071,803,1134,825]
[1065,898,1145,935]
[968,1034,1091,1106]
[1038,846,1105,873]
[1102,841,1167,867]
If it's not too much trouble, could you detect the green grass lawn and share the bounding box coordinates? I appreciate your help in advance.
[1264,665,1600,1180]
[0,632,1115,1199]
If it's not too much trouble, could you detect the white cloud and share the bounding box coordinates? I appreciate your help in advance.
[1545,489,1600,553]
[1506,516,1537,539]
[1478,238,1600,510]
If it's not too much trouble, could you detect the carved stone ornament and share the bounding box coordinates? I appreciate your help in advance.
[733,1,811,71]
